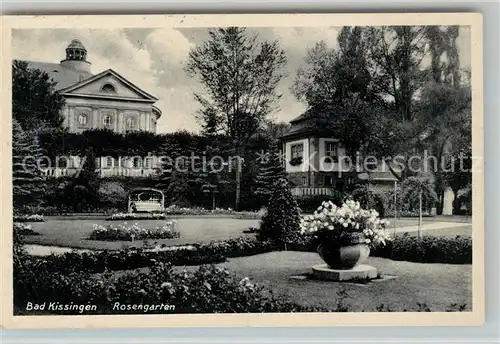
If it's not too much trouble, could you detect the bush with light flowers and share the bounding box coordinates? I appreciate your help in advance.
[299,200,392,247]
[88,221,180,241]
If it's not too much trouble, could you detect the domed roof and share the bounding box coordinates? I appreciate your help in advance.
[67,39,86,51]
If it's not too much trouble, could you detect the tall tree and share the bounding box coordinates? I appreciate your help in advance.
[186,27,287,210]
[12,119,44,210]
[253,142,286,207]
[12,60,66,132]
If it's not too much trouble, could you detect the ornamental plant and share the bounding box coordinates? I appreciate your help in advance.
[88,221,180,241]
[299,200,391,246]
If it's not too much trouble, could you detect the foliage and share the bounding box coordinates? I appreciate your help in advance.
[258,178,301,246]
[14,255,327,315]
[12,119,45,209]
[13,223,39,236]
[25,237,276,274]
[349,185,386,218]
[292,26,470,186]
[107,212,168,221]
[295,193,345,213]
[370,233,472,264]
[12,60,65,132]
[97,181,128,211]
[88,221,180,241]
[299,200,391,247]
[253,142,286,206]
[13,214,44,222]
[186,27,287,210]
[63,148,101,212]
[400,177,438,212]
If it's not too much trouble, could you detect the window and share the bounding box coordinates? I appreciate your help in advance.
[144,157,152,169]
[101,84,116,93]
[126,117,136,131]
[302,176,307,186]
[325,176,336,187]
[325,141,339,159]
[103,115,112,127]
[133,157,142,168]
[105,157,114,168]
[78,113,88,125]
[291,143,304,159]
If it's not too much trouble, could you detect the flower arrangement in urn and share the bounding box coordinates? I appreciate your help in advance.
[300,200,391,269]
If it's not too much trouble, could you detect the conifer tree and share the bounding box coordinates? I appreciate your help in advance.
[253,143,286,207]
[258,178,301,249]
[12,119,44,210]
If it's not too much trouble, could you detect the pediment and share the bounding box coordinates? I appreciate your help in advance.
[60,69,157,101]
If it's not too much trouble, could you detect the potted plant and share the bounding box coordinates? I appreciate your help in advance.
[300,200,391,270]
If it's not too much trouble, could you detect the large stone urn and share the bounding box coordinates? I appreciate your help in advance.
[316,232,370,270]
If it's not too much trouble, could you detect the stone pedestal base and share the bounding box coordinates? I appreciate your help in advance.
[312,264,378,281]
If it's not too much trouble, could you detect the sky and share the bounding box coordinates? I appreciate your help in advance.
[12,27,471,134]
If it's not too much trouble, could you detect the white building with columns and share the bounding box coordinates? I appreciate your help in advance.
[23,39,163,178]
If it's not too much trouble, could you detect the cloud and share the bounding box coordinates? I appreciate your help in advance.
[11,26,471,133]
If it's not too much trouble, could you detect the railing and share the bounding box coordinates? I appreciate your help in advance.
[291,187,336,197]
[40,167,160,178]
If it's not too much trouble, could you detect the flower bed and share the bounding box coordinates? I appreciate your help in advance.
[14,254,327,314]
[106,213,167,221]
[13,223,39,236]
[88,221,180,241]
[105,207,260,221]
[13,214,44,222]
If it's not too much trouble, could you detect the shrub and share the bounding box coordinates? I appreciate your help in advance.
[296,193,344,213]
[348,185,385,218]
[88,221,180,241]
[370,233,472,264]
[26,237,276,274]
[13,214,44,222]
[97,181,127,211]
[14,257,327,315]
[106,212,167,221]
[13,223,39,236]
[288,232,471,265]
[258,178,301,246]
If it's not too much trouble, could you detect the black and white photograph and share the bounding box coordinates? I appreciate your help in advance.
[1,13,484,328]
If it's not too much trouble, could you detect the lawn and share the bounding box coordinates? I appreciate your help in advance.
[204,251,472,312]
[24,217,260,250]
[21,215,472,250]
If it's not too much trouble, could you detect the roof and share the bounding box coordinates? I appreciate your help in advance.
[60,69,158,101]
[25,60,94,90]
[289,107,319,124]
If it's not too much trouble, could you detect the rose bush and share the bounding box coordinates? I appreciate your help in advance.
[88,221,180,241]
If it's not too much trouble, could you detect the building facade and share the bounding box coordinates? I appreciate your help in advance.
[25,39,162,134]
[24,39,163,177]
[280,109,398,197]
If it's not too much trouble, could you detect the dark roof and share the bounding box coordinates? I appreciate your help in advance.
[25,60,93,90]
[289,107,319,124]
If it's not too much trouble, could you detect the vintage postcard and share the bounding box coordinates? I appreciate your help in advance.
[1,13,484,329]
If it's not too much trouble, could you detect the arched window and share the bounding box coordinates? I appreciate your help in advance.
[102,115,112,127]
[78,113,88,125]
[101,84,116,93]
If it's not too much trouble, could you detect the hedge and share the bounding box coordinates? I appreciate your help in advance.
[370,234,472,264]
[27,237,276,274]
